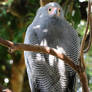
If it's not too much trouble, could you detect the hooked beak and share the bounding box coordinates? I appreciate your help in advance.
[48,7,60,17]
[51,8,57,17]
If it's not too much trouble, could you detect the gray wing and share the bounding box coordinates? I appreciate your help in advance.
[24,25,40,92]
[24,25,62,92]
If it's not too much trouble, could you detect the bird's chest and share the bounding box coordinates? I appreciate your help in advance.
[36,24,62,47]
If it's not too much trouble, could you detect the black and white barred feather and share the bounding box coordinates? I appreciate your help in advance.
[24,2,80,92]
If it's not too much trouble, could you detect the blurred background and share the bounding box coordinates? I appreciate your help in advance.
[0,0,92,92]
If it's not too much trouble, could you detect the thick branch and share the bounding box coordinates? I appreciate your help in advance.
[0,37,89,92]
[79,72,89,92]
[0,37,78,72]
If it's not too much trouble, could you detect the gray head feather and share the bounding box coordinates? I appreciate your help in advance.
[36,2,64,19]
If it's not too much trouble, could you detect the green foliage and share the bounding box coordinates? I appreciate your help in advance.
[0,0,92,91]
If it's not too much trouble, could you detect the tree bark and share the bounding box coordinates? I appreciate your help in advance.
[10,53,25,92]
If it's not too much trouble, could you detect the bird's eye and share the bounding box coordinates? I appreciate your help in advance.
[49,8,52,12]
[48,7,53,15]
[58,8,61,13]
[57,8,61,16]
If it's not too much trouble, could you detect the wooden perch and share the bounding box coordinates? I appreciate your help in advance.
[0,38,78,72]
[0,37,89,92]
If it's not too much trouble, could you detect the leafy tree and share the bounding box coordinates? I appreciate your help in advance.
[0,0,92,92]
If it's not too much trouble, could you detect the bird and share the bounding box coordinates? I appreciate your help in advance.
[24,2,80,92]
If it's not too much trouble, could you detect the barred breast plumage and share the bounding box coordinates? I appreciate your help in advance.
[24,2,80,92]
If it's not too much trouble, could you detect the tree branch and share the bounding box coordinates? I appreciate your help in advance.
[79,0,92,75]
[83,0,92,53]
[0,37,89,92]
[0,37,78,72]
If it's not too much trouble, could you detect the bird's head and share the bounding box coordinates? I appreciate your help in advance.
[47,3,61,17]
[37,2,64,20]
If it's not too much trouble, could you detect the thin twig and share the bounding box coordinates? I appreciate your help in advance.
[83,0,92,53]
[79,0,91,70]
